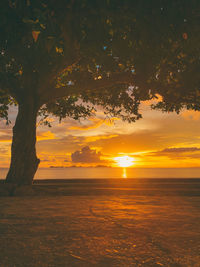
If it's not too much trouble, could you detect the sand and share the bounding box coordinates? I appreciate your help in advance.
[0,179,200,266]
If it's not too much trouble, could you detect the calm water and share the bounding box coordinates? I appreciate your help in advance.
[1,167,200,179]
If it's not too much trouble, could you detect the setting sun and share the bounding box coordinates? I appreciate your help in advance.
[114,156,135,167]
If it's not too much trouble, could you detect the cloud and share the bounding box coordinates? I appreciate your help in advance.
[0,135,12,142]
[37,135,85,155]
[181,110,200,121]
[147,147,200,161]
[0,147,8,154]
[69,118,104,131]
[86,130,166,154]
[161,147,200,153]
[71,146,102,163]
[37,131,56,141]
[0,128,12,143]
[84,134,118,143]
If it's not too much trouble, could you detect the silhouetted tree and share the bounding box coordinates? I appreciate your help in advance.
[0,0,199,185]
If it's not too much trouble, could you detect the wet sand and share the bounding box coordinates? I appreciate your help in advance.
[0,179,200,266]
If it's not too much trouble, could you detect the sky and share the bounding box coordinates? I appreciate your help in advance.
[1,99,200,169]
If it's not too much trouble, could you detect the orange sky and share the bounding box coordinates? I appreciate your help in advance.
[1,101,200,168]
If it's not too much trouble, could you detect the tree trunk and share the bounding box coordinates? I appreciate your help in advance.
[6,101,40,186]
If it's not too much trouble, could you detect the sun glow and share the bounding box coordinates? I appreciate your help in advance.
[114,156,135,167]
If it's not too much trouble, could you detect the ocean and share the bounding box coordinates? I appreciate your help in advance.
[1,167,200,179]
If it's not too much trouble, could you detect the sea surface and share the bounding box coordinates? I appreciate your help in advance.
[1,167,200,179]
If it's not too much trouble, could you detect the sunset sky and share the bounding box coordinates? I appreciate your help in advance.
[1,99,200,169]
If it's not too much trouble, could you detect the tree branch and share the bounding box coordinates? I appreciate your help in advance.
[38,1,80,99]
[41,72,134,105]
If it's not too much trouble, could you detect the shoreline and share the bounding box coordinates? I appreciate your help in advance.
[1,177,200,183]
[1,178,200,197]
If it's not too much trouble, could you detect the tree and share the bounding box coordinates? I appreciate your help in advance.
[0,0,199,186]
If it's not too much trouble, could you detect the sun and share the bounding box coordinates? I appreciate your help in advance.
[114,156,134,167]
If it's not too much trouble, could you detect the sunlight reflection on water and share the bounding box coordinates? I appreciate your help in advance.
[122,168,127,178]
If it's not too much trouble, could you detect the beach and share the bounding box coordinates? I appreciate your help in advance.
[0,179,200,266]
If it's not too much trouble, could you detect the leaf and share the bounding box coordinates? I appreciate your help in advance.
[32,31,40,42]
[182,33,188,40]
[56,47,63,53]
[40,24,46,29]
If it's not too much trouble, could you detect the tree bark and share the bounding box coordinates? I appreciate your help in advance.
[6,101,40,186]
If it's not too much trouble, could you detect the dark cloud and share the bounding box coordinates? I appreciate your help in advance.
[40,157,56,162]
[147,147,200,160]
[71,146,102,163]
[0,134,12,141]
[161,147,200,153]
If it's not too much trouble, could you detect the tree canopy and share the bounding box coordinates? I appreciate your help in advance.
[1,0,200,121]
[0,0,200,186]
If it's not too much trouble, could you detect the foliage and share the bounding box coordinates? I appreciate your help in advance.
[0,0,200,124]
[39,96,95,124]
